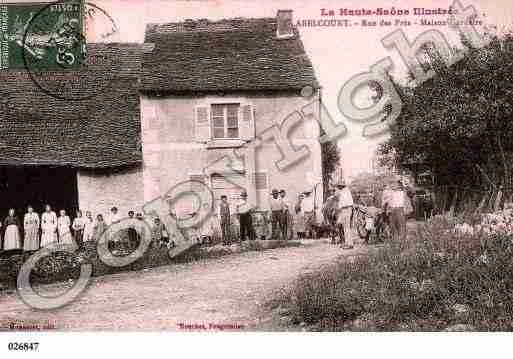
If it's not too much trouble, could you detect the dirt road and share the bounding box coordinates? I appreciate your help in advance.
[0,240,365,331]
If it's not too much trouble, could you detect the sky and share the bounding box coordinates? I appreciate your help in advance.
[14,0,511,179]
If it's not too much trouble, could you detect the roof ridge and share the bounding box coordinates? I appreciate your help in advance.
[145,17,278,36]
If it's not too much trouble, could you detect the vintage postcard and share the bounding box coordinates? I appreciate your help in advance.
[0,0,512,355]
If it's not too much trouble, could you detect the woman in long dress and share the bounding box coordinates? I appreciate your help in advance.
[83,211,94,242]
[72,210,85,247]
[3,208,21,250]
[57,209,72,244]
[41,204,58,247]
[23,205,40,251]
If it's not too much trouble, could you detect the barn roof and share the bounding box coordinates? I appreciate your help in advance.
[140,17,319,93]
[0,43,142,169]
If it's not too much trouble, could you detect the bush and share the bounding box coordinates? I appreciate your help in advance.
[275,215,513,331]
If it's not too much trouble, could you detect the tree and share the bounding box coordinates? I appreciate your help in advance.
[380,32,513,196]
[321,141,341,199]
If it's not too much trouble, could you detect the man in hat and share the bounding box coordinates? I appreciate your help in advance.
[269,188,283,239]
[279,189,290,240]
[236,190,255,241]
[383,180,407,240]
[302,189,315,238]
[334,179,354,249]
[218,195,231,245]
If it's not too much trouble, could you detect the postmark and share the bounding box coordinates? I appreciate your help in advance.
[19,0,119,100]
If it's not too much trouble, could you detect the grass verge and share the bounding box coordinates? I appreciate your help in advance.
[270,216,513,331]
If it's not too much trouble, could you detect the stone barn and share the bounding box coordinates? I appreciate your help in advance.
[0,43,143,218]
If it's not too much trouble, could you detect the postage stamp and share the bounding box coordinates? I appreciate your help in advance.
[1,0,120,100]
[0,1,84,70]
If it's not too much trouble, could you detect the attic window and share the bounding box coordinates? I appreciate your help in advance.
[276,10,294,39]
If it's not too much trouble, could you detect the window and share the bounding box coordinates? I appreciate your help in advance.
[254,172,268,190]
[211,172,245,202]
[211,103,240,139]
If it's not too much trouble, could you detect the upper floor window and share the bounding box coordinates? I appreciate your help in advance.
[211,103,240,139]
[194,101,254,144]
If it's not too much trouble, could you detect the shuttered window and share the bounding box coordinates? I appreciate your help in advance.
[211,103,240,139]
[254,172,268,190]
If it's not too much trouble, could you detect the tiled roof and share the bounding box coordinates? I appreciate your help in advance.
[141,18,319,92]
[0,43,142,168]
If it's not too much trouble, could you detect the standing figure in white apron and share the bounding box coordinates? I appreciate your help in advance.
[41,204,58,246]
[23,205,40,251]
[3,208,21,250]
[57,209,72,244]
[83,211,94,242]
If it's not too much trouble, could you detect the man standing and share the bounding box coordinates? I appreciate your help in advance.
[381,180,406,240]
[236,190,255,241]
[302,190,315,238]
[279,189,290,240]
[335,179,354,250]
[127,210,138,249]
[269,189,283,239]
[218,195,231,245]
[322,189,338,244]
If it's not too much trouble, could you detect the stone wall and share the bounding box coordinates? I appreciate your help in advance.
[140,92,324,214]
[77,165,144,217]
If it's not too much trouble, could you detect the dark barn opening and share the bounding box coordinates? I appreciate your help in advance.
[0,166,79,219]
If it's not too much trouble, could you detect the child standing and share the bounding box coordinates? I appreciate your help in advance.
[93,214,107,242]
[151,217,167,248]
[218,195,231,245]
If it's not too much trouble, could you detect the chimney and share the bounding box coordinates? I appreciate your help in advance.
[276,9,293,39]
[183,19,197,30]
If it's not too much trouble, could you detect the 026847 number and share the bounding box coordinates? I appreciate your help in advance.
[8,342,39,351]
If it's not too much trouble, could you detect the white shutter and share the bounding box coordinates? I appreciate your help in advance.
[239,103,255,141]
[254,172,268,190]
[194,105,210,142]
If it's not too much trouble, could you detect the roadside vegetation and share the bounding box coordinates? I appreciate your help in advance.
[271,214,513,331]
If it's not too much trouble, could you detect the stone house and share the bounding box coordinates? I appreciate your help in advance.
[139,10,323,217]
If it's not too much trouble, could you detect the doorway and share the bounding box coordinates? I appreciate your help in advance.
[0,166,79,220]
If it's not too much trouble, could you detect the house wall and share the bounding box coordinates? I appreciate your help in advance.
[140,92,324,214]
[77,165,144,217]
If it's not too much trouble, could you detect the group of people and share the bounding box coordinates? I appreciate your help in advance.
[0,205,171,252]
[1,179,410,252]
[322,179,356,249]
[215,187,320,245]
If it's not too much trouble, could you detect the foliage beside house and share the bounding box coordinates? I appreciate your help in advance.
[380,33,513,200]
